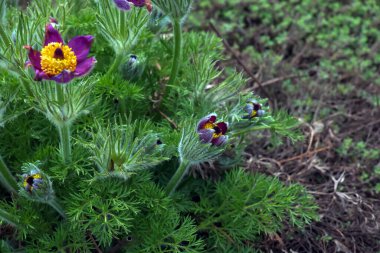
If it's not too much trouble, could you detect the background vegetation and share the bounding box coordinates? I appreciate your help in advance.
[190,0,380,252]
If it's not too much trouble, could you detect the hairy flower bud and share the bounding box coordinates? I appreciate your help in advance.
[148,8,170,33]
[121,54,146,82]
[151,0,192,20]
[20,163,54,202]
[19,163,66,217]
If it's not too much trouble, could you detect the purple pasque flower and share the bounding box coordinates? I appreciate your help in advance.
[197,113,228,146]
[24,21,96,84]
[113,0,152,11]
[243,99,265,119]
[23,172,43,193]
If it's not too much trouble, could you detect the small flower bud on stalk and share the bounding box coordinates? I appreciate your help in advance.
[121,54,146,82]
[166,115,228,195]
[20,163,66,218]
[147,8,170,34]
[150,0,193,87]
[243,99,266,119]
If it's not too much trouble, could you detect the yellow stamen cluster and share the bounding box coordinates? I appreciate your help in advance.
[204,122,222,138]
[40,42,77,76]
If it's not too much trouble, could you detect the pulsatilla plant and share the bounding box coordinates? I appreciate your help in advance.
[0,0,317,252]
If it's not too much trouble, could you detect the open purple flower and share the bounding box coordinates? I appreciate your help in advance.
[24,22,96,83]
[197,113,228,146]
[243,99,265,119]
[113,0,152,12]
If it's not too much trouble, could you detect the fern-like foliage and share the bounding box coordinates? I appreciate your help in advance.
[187,169,318,249]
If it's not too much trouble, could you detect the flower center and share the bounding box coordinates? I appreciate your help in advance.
[249,102,261,117]
[204,122,223,138]
[26,176,35,186]
[40,42,77,76]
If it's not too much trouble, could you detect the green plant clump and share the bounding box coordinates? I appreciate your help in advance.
[0,0,317,252]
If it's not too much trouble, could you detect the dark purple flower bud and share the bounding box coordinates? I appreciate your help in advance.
[197,114,228,146]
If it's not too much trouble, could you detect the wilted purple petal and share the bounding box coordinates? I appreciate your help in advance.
[74,57,96,77]
[216,122,228,135]
[68,35,94,63]
[198,129,214,144]
[51,70,75,83]
[197,113,216,131]
[211,135,228,146]
[113,0,131,10]
[44,23,63,46]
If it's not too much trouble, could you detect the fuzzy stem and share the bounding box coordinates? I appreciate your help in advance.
[0,208,20,227]
[58,123,71,164]
[165,159,190,196]
[56,84,71,164]
[0,155,18,194]
[105,53,124,78]
[48,198,66,218]
[168,19,182,86]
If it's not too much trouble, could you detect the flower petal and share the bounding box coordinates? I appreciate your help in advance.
[68,35,94,63]
[24,46,42,70]
[129,0,145,7]
[34,69,50,81]
[198,129,214,144]
[74,57,96,77]
[25,184,31,191]
[44,23,63,46]
[197,113,217,131]
[50,70,75,83]
[257,110,265,117]
[244,103,253,114]
[216,122,228,134]
[212,135,228,146]
[113,0,131,10]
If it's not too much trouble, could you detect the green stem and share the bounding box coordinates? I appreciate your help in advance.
[0,208,20,227]
[56,84,71,164]
[58,123,71,164]
[105,53,124,78]
[165,159,190,196]
[0,155,18,194]
[168,19,182,86]
[48,198,66,218]
[56,83,65,105]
